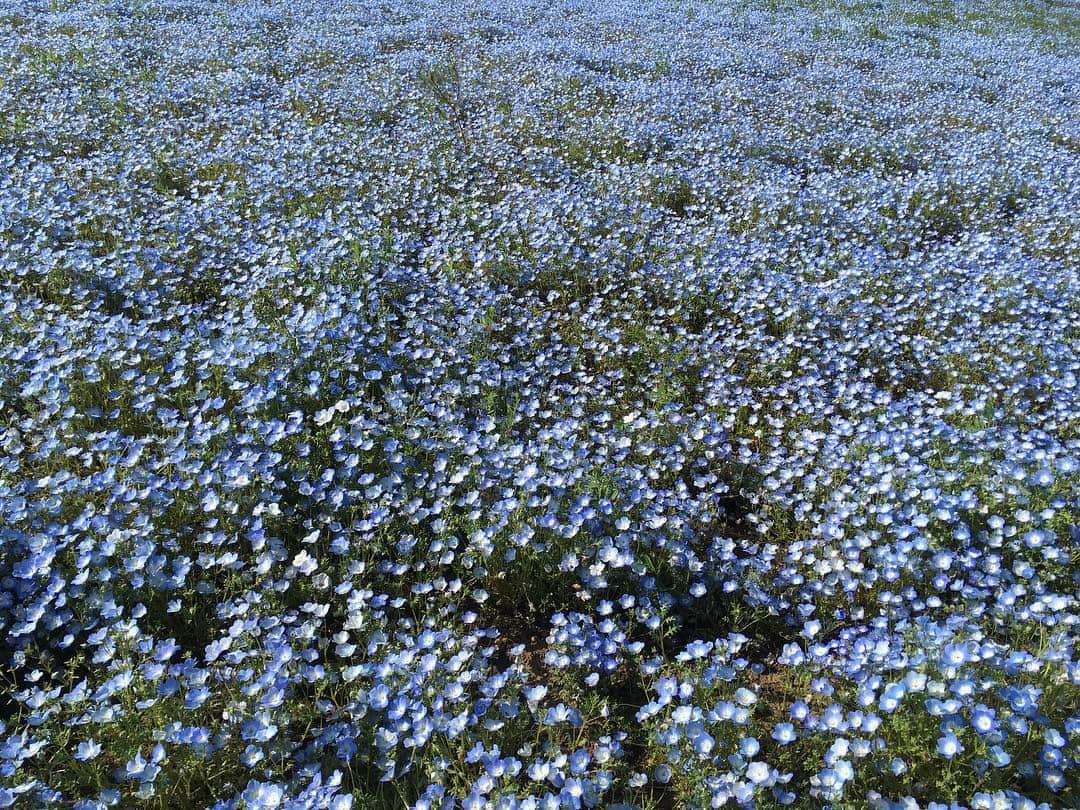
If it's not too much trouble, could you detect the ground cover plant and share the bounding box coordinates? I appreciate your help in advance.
[1,0,1078,807]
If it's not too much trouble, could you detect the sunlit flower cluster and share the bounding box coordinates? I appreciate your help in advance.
[1,0,1077,807]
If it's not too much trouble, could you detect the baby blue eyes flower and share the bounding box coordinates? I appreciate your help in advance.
[734,688,757,707]
[523,685,548,706]
[655,678,678,700]
[936,732,963,759]
[242,745,265,767]
[627,772,649,789]
[369,684,390,710]
[124,753,148,780]
[971,705,996,734]
[241,712,278,743]
[241,781,284,809]
[772,723,796,744]
[903,672,927,692]
[1030,469,1054,486]
[682,640,712,660]
[636,701,664,723]
[745,761,770,784]
[739,737,760,757]
[201,491,220,512]
[671,705,694,724]
[879,682,907,713]
[543,704,582,727]
[693,731,715,756]
[778,643,805,666]
[74,740,101,761]
[569,749,590,773]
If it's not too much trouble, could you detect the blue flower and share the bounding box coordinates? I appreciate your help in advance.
[772,723,796,745]
[543,704,582,728]
[74,740,101,761]
[241,781,284,809]
[936,732,964,759]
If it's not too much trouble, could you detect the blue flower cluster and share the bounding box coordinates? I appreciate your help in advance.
[1,0,1077,807]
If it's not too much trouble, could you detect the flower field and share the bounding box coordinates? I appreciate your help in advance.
[1,0,1078,807]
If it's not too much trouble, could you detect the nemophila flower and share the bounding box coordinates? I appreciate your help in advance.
[527,761,550,783]
[671,705,694,724]
[241,781,284,809]
[971,704,997,735]
[903,672,927,692]
[746,761,771,785]
[739,737,760,758]
[878,682,906,714]
[778,643,805,667]
[735,688,757,707]
[936,732,964,759]
[693,731,715,757]
[986,746,1012,768]
[523,684,548,710]
[544,704,582,728]
[241,712,278,744]
[241,745,265,768]
[59,735,97,767]
[1042,768,1066,792]
[772,723,796,745]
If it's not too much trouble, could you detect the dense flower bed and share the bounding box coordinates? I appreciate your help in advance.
[1,0,1078,807]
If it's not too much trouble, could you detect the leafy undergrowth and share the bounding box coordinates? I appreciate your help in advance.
[0,0,1078,808]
